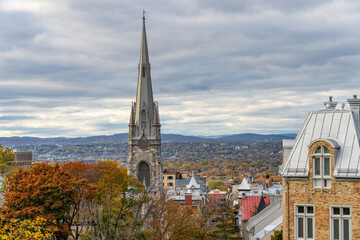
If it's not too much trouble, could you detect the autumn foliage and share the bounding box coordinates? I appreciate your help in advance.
[2,163,78,238]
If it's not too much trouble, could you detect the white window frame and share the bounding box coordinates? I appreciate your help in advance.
[295,204,315,240]
[313,146,331,188]
[330,206,351,240]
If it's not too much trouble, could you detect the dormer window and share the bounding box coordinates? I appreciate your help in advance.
[313,146,331,188]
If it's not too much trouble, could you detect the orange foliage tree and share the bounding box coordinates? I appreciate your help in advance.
[2,163,78,239]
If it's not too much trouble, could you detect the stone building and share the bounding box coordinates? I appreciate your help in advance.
[127,16,163,193]
[281,96,360,240]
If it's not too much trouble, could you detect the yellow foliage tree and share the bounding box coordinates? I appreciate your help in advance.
[0,216,56,240]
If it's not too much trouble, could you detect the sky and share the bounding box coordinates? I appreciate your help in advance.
[0,0,360,138]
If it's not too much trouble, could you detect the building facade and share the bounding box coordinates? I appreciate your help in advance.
[281,96,360,240]
[127,16,163,193]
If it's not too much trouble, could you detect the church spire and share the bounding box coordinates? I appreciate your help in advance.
[134,14,154,137]
[127,14,163,193]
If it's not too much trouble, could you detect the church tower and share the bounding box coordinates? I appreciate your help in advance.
[127,15,163,192]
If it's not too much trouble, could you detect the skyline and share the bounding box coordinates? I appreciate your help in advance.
[1,0,360,137]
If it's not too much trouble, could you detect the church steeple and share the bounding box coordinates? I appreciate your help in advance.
[127,15,163,193]
[134,14,154,138]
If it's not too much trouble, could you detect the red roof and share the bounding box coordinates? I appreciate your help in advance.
[241,196,270,221]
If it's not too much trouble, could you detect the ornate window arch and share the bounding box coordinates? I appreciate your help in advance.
[137,161,150,187]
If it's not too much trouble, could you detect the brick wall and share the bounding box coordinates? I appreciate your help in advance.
[282,140,360,239]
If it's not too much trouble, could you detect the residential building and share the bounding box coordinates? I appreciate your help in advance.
[167,174,206,209]
[163,172,188,190]
[281,96,360,239]
[240,195,271,239]
[14,151,32,166]
[246,196,282,240]
[208,189,227,212]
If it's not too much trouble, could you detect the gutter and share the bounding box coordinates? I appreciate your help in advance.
[286,179,290,240]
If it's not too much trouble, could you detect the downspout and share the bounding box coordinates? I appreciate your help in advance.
[286,178,290,240]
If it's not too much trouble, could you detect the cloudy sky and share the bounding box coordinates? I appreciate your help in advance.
[0,0,359,138]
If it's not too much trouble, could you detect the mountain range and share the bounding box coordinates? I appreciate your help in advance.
[0,133,296,146]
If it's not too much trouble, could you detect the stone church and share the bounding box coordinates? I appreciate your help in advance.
[127,16,163,193]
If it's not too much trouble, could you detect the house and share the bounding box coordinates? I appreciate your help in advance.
[167,174,206,209]
[208,189,227,212]
[163,172,189,190]
[246,196,282,240]
[281,96,360,239]
[240,195,271,239]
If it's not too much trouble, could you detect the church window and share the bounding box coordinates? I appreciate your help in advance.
[313,146,331,188]
[137,161,150,187]
[141,110,146,130]
[142,66,145,77]
[331,206,351,240]
[295,204,314,240]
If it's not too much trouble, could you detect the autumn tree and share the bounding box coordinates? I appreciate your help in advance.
[85,161,149,240]
[60,161,97,239]
[2,163,78,239]
[0,215,56,240]
[145,194,198,240]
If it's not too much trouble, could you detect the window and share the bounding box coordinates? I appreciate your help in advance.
[295,205,314,240]
[331,206,351,240]
[167,176,173,180]
[142,66,146,77]
[141,110,146,130]
[313,146,331,188]
[167,183,173,186]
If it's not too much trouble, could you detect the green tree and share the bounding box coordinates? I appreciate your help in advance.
[0,144,15,174]
[271,228,283,240]
[208,200,239,240]
[208,180,226,191]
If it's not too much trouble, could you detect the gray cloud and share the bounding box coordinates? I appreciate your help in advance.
[0,0,359,137]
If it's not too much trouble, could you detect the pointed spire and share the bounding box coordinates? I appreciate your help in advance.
[153,102,160,125]
[129,102,135,125]
[134,14,154,137]
[256,195,267,214]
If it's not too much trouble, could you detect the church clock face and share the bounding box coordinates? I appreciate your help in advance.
[138,138,149,150]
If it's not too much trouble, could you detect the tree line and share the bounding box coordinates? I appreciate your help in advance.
[0,145,240,240]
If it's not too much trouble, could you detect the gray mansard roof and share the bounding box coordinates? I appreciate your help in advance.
[282,97,360,178]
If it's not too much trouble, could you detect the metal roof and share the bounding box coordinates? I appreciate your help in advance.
[282,101,360,178]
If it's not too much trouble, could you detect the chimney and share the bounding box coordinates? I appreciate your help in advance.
[185,192,192,206]
[348,94,360,126]
[324,96,338,110]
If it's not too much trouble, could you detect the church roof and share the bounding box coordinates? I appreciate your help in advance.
[256,196,267,214]
[282,96,360,178]
[238,178,251,191]
[186,175,200,189]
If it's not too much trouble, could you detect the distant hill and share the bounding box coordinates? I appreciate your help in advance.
[216,133,296,142]
[0,133,296,146]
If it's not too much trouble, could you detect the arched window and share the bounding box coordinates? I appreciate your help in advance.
[137,161,150,187]
[141,110,146,130]
[313,146,331,188]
